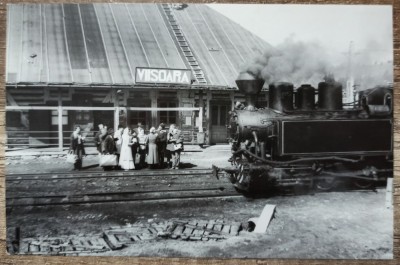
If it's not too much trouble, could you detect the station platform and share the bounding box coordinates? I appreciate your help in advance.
[5,144,233,174]
[5,144,231,157]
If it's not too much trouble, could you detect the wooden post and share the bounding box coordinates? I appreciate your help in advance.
[114,107,119,132]
[176,90,183,128]
[58,91,63,151]
[230,91,235,111]
[198,107,203,133]
[206,90,211,145]
[198,90,204,133]
[386,178,393,209]
[113,89,118,131]
[150,90,158,126]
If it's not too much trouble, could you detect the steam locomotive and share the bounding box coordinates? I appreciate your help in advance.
[213,73,393,193]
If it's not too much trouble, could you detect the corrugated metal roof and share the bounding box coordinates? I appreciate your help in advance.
[6,3,270,87]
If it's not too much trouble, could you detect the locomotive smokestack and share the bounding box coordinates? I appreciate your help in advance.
[235,72,265,111]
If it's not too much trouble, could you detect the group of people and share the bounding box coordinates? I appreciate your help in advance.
[69,123,184,171]
[94,122,184,170]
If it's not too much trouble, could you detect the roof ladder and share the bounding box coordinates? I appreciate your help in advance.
[161,4,207,85]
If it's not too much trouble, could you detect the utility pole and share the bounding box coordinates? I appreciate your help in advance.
[343,41,356,103]
[344,41,355,104]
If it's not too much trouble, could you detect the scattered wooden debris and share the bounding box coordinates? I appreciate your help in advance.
[253,204,276,233]
[17,219,243,255]
[19,234,110,255]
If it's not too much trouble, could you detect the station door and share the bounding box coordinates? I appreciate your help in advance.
[210,102,230,144]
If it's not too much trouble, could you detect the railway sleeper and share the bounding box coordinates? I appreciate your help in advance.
[15,220,244,254]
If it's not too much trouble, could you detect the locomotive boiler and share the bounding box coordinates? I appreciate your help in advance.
[213,73,393,193]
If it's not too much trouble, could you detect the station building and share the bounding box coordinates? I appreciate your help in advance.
[6,3,270,149]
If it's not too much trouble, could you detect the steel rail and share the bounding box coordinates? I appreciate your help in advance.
[6,188,240,207]
[6,172,212,181]
[6,168,211,178]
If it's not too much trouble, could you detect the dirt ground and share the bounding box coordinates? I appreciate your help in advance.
[5,146,394,259]
[5,145,232,174]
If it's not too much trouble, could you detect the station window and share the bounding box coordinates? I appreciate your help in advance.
[129,110,149,127]
[158,101,177,125]
[51,110,68,125]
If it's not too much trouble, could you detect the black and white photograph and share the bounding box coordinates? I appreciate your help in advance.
[5,2,393,259]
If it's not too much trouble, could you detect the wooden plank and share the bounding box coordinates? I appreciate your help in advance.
[114,233,131,244]
[70,238,86,251]
[229,222,241,236]
[204,220,214,236]
[147,227,158,235]
[386,177,393,209]
[138,233,155,241]
[102,232,123,250]
[213,220,223,232]
[221,224,231,234]
[183,220,197,236]
[39,242,50,253]
[195,220,207,236]
[29,243,40,253]
[254,204,276,233]
[18,240,30,254]
[172,224,185,238]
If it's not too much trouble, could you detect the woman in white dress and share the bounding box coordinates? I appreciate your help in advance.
[119,128,135,170]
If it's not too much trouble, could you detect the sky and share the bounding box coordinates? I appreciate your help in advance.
[208,4,393,62]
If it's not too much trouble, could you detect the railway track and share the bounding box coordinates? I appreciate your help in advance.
[6,169,241,207]
[6,168,212,181]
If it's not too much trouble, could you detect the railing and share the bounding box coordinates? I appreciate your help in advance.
[6,129,200,149]
[5,106,204,150]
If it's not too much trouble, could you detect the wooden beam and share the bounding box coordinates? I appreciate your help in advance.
[206,90,211,144]
[6,106,202,111]
[198,90,204,133]
[58,102,63,151]
[150,90,158,126]
[113,89,119,131]
[6,91,18,106]
[198,107,203,133]
[254,204,276,233]
[6,106,58,110]
[386,178,393,209]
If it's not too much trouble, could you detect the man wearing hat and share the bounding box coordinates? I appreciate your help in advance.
[157,123,168,168]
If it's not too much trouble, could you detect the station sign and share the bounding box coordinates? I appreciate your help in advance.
[135,67,192,85]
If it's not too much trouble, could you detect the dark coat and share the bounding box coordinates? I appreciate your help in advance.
[157,129,167,153]
[94,131,102,152]
[70,133,86,155]
[157,129,168,143]
[103,134,116,154]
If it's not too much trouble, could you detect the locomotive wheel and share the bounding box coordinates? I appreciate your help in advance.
[315,177,336,191]
[353,179,374,189]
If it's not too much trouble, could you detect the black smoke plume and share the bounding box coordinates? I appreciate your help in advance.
[241,39,333,87]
